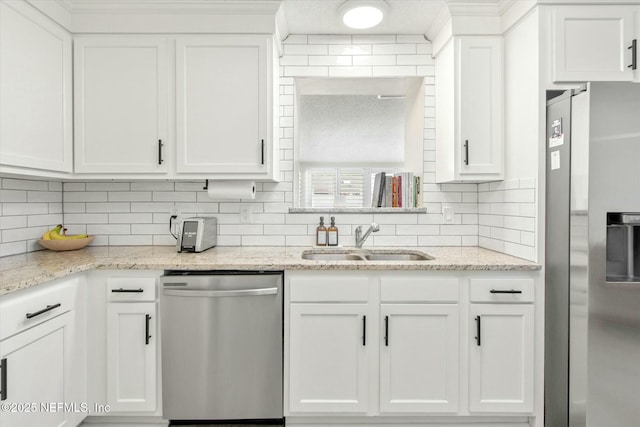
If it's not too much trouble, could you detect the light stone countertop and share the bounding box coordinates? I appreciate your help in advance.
[0,245,541,297]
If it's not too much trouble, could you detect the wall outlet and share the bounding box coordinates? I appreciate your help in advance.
[170,206,180,218]
[443,206,455,224]
[240,205,252,224]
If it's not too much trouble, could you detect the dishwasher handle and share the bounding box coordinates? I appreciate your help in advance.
[163,287,278,298]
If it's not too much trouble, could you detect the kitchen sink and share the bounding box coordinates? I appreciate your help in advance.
[301,249,433,262]
[301,252,366,261]
[364,252,433,261]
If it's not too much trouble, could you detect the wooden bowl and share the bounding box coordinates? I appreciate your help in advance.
[37,236,95,251]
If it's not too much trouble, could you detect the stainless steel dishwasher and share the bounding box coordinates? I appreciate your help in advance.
[160,271,283,422]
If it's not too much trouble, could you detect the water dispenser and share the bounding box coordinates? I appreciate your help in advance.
[606,212,640,282]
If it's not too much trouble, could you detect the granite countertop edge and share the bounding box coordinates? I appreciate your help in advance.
[0,246,541,297]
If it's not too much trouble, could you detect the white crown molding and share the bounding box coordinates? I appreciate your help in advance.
[446,0,502,16]
[68,0,282,14]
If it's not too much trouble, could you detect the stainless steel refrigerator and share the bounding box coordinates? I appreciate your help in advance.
[545,83,640,427]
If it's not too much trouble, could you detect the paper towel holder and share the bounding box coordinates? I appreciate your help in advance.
[203,179,208,190]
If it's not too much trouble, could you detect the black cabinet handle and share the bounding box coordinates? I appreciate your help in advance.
[25,303,61,319]
[158,139,164,165]
[362,315,366,346]
[0,358,6,401]
[111,288,144,293]
[261,139,265,165]
[490,289,522,294]
[475,316,481,346]
[464,140,469,165]
[629,39,637,70]
[145,314,152,345]
[384,315,389,347]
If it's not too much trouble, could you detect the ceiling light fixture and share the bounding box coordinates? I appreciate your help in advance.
[338,0,389,30]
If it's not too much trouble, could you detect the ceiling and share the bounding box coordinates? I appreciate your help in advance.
[282,0,447,35]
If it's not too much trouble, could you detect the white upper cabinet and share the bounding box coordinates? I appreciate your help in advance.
[436,36,504,183]
[74,37,168,174]
[176,35,276,179]
[0,1,72,174]
[552,6,637,82]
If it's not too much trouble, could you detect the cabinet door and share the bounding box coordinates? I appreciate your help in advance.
[552,6,635,82]
[0,1,72,173]
[289,304,369,413]
[176,35,272,175]
[458,36,503,178]
[106,302,156,412]
[0,313,69,427]
[469,304,534,413]
[379,304,459,413]
[74,37,168,173]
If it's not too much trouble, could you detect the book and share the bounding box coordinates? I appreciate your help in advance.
[397,175,403,208]
[414,175,422,207]
[392,176,398,207]
[385,176,393,207]
[371,172,386,207]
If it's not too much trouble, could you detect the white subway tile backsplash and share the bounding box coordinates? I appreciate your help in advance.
[397,55,433,66]
[1,190,27,203]
[86,182,130,191]
[86,203,130,213]
[353,55,396,66]
[109,213,153,224]
[2,178,48,191]
[242,235,285,246]
[418,235,461,246]
[308,56,352,66]
[0,216,27,230]
[1,241,27,257]
[372,44,416,55]
[64,192,107,202]
[87,224,131,235]
[3,203,49,216]
[280,56,308,66]
[109,235,153,246]
[65,213,109,224]
[352,35,396,44]
[328,44,372,55]
[153,191,196,202]
[307,35,352,44]
[283,44,328,55]
[27,191,62,203]
[27,214,63,227]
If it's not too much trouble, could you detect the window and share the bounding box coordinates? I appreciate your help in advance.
[301,167,397,208]
[293,77,425,209]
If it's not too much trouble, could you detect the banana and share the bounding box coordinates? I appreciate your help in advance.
[50,231,88,240]
[42,225,63,240]
[43,225,88,240]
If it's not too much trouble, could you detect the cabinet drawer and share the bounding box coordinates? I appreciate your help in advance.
[0,278,77,340]
[469,278,534,303]
[107,277,157,302]
[381,277,459,303]
[289,276,369,303]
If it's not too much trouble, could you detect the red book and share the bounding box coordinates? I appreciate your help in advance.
[397,175,403,208]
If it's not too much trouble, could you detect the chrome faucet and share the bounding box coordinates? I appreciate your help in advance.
[355,223,380,248]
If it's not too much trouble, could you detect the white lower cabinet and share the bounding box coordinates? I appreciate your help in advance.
[106,302,157,412]
[286,271,538,424]
[379,304,459,413]
[0,275,85,427]
[469,304,534,413]
[289,303,370,413]
[468,277,535,413]
[0,313,68,427]
[87,271,162,418]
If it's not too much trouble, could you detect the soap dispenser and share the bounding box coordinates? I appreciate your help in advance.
[316,216,327,246]
[328,216,339,246]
